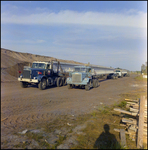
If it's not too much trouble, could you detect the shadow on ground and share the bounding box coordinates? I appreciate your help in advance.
[94,124,121,149]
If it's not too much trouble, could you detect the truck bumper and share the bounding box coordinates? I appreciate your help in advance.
[18,78,39,83]
[66,80,88,85]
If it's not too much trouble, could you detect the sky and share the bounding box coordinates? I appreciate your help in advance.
[1,1,147,71]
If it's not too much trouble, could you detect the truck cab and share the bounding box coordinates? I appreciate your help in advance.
[66,66,99,91]
[115,69,123,78]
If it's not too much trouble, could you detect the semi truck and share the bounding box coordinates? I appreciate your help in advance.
[66,64,117,91]
[115,69,130,78]
[18,60,68,90]
[66,65,99,91]
[115,69,123,78]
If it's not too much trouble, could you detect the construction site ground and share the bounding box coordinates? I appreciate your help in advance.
[1,73,147,149]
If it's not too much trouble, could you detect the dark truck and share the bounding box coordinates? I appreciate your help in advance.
[18,60,68,90]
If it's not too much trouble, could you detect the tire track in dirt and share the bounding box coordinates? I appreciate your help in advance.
[1,109,71,132]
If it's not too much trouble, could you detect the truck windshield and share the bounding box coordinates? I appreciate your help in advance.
[74,68,87,72]
[116,70,120,72]
[32,63,46,69]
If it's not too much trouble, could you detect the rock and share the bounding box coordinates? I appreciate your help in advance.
[57,143,70,149]
[31,139,39,147]
[46,134,59,144]
[30,129,41,133]
[72,124,86,133]
[54,129,61,135]
[67,123,72,126]
[18,129,28,134]
[57,136,78,149]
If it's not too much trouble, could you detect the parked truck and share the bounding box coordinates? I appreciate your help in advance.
[66,65,99,91]
[115,69,130,78]
[18,60,68,90]
[115,69,123,78]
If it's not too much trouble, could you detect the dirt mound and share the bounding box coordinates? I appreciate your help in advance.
[1,48,84,82]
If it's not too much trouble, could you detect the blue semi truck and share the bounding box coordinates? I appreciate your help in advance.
[66,65,99,91]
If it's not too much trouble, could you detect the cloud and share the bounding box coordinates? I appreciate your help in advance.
[1,10,147,28]
[21,39,46,44]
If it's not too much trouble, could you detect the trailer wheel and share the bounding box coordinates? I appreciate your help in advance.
[57,77,63,87]
[67,84,72,89]
[38,78,47,90]
[20,82,28,88]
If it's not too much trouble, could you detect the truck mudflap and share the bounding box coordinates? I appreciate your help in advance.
[18,77,39,83]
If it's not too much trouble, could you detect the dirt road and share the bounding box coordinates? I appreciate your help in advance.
[1,74,146,147]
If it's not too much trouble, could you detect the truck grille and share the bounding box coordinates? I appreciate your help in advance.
[72,74,82,82]
[23,70,31,79]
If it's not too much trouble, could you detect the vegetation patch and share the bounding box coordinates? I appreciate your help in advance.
[134,75,147,81]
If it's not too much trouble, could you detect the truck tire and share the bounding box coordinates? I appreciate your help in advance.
[97,80,100,87]
[96,79,99,87]
[20,82,28,88]
[62,77,67,86]
[85,82,90,91]
[57,77,63,87]
[67,84,72,89]
[93,79,97,88]
[38,78,47,90]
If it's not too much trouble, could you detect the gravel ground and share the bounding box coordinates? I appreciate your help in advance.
[1,74,146,148]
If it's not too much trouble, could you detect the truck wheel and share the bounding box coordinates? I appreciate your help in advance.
[93,79,95,88]
[57,77,63,87]
[67,84,72,89]
[93,79,97,88]
[97,80,100,87]
[85,83,90,91]
[62,77,67,86]
[38,78,47,90]
[96,80,99,87]
[20,82,28,88]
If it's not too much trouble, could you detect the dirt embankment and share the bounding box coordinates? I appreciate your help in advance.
[1,48,84,82]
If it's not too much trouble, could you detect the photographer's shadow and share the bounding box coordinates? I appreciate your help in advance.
[94,124,120,149]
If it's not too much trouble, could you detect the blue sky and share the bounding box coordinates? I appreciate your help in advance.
[1,1,147,71]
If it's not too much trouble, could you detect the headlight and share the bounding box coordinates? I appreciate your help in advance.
[67,78,70,81]
[84,78,87,81]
